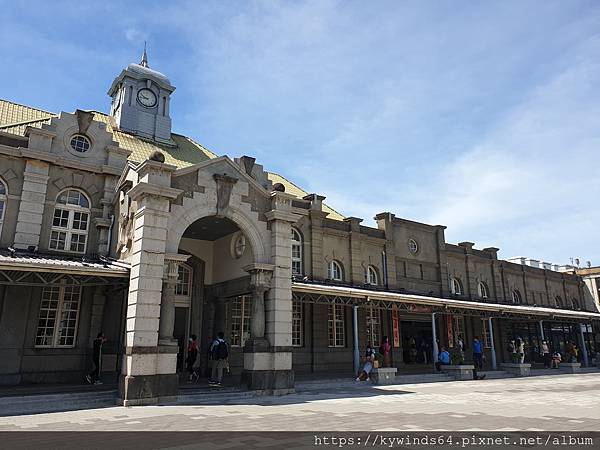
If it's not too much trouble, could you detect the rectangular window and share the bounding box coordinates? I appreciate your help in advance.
[481,319,492,348]
[328,303,345,347]
[228,295,252,347]
[35,284,81,347]
[366,306,381,347]
[49,231,67,250]
[53,209,69,228]
[292,299,303,347]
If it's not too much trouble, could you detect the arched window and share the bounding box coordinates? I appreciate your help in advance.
[555,296,563,308]
[328,260,343,282]
[451,277,463,295]
[571,298,580,310]
[511,289,522,305]
[175,264,192,296]
[366,266,378,285]
[291,228,303,276]
[49,189,90,253]
[0,179,6,239]
[477,282,489,299]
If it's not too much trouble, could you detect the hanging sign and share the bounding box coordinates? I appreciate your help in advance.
[447,314,454,348]
[392,308,400,347]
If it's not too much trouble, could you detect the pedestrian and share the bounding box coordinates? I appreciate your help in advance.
[186,334,199,382]
[209,332,229,386]
[540,340,550,368]
[516,338,525,364]
[472,336,483,370]
[86,332,106,385]
[551,351,562,369]
[435,347,451,372]
[356,345,376,381]
[379,336,391,368]
[472,336,486,380]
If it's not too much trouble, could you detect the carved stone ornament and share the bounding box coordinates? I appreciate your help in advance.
[213,173,238,217]
[117,192,134,255]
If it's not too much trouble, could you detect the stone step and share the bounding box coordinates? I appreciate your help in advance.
[177,388,258,405]
[0,390,117,416]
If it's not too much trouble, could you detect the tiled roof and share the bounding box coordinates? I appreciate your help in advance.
[0,251,130,276]
[0,98,344,220]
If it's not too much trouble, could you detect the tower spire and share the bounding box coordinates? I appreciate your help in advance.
[140,41,149,68]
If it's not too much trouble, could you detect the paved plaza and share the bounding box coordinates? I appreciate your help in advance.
[1,373,599,432]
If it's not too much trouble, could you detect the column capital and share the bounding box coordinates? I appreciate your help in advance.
[244,263,274,291]
[164,253,191,284]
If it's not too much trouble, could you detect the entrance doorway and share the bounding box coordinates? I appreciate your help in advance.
[401,320,432,364]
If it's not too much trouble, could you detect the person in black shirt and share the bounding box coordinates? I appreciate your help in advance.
[86,332,106,385]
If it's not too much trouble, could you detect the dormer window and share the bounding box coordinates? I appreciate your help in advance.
[70,134,91,153]
[511,289,522,305]
[478,281,489,299]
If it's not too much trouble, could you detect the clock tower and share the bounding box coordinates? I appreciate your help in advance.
[108,46,176,144]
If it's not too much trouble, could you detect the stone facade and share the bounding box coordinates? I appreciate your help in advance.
[0,54,599,404]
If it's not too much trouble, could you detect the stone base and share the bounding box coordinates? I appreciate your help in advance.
[242,369,294,391]
[442,365,475,381]
[500,363,531,377]
[118,373,179,406]
[560,362,581,373]
[243,337,271,353]
[370,368,397,385]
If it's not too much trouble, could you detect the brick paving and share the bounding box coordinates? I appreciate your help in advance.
[0,373,599,432]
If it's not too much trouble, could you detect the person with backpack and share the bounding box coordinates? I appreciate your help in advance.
[209,331,229,386]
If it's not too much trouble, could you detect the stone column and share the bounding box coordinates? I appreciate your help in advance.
[118,159,182,406]
[159,254,190,344]
[246,266,273,343]
[243,191,300,392]
[353,305,360,376]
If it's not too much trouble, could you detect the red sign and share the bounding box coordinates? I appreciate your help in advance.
[392,308,400,348]
[447,315,454,348]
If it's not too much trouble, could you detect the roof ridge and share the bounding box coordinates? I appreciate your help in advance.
[0,98,55,116]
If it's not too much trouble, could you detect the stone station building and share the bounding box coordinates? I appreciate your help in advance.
[0,53,599,405]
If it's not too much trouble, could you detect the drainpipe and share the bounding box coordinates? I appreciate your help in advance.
[431,313,438,372]
[488,317,497,370]
[579,323,589,367]
[353,305,360,376]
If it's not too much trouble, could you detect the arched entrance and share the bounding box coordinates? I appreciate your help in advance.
[175,215,268,384]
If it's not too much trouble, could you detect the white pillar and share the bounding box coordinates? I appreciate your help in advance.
[431,313,438,371]
[579,324,589,367]
[488,317,497,370]
[539,320,545,341]
[353,305,360,376]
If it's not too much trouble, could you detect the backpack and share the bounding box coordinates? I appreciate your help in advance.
[215,340,229,360]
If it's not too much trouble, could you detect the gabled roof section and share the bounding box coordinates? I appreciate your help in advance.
[0,98,345,221]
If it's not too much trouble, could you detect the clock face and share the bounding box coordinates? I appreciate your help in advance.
[137,88,157,107]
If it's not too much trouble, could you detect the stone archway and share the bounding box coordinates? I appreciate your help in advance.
[166,200,269,265]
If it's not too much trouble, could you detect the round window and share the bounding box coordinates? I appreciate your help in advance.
[70,134,91,153]
[408,238,418,254]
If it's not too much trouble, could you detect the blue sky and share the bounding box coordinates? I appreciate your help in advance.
[1,1,599,265]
